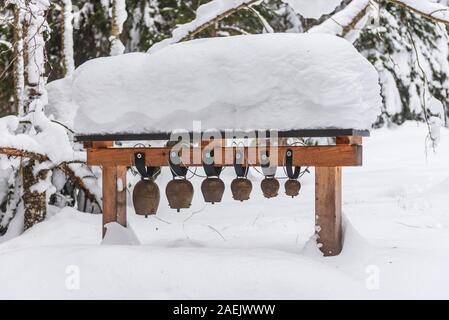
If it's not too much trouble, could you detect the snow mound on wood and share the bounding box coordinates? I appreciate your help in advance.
[102,222,141,245]
[48,33,381,135]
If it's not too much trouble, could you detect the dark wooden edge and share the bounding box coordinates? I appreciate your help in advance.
[75,129,370,142]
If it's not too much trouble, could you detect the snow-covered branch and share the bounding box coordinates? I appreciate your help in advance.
[309,0,372,40]
[387,0,449,25]
[0,146,100,208]
[148,0,260,53]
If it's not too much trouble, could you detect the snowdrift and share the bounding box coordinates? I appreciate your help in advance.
[47,33,382,135]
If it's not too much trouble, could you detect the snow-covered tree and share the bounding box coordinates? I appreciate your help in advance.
[110,0,127,55]
[1,0,449,237]
[0,0,101,237]
[61,0,75,77]
[356,1,449,128]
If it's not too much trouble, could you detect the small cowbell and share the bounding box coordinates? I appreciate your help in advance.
[260,177,280,198]
[201,177,225,204]
[231,178,252,201]
[165,178,194,212]
[285,179,301,198]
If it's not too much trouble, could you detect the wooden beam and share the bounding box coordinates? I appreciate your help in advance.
[336,136,363,145]
[87,145,363,167]
[84,141,113,149]
[315,167,342,256]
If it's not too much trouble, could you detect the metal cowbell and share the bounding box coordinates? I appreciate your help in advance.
[261,177,280,198]
[231,178,252,202]
[132,179,160,217]
[165,179,194,212]
[201,177,225,204]
[285,179,301,198]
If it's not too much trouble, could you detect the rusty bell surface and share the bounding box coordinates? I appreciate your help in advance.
[201,177,225,204]
[132,179,160,217]
[261,177,280,198]
[231,178,252,201]
[166,178,194,211]
[285,179,301,197]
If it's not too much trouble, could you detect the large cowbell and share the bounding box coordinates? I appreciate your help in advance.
[201,149,225,204]
[132,152,161,217]
[133,179,160,217]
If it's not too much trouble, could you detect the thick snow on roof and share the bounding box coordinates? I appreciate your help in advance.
[48,33,381,135]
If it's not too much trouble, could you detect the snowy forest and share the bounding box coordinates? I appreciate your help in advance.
[0,0,449,300]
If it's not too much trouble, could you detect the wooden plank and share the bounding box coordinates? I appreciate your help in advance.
[315,167,342,256]
[87,145,363,167]
[102,166,117,237]
[116,166,127,228]
[75,129,370,142]
[336,136,363,145]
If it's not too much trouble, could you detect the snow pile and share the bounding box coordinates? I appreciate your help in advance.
[48,33,381,135]
[102,222,140,245]
[1,123,449,299]
[148,0,344,53]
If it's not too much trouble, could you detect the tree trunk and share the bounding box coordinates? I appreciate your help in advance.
[22,160,47,230]
[61,0,75,77]
[21,0,49,228]
[13,5,25,116]
[110,0,126,55]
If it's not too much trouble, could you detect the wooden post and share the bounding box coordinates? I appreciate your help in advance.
[116,166,127,227]
[101,165,128,237]
[102,166,117,237]
[315,167,342,256]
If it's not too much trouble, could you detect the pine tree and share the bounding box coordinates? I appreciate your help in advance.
[355,0,449,126]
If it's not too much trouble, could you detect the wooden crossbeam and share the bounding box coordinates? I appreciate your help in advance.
[87,145,363,167]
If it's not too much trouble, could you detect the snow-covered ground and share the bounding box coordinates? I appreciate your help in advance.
[0,122,448,299]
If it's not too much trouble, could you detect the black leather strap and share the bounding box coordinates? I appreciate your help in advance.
[168,150,188,177]
[203,149,223,177]
[260,150,276,177]
[285,148,301,179]
[134,152,159,179]
[234,150,248,177]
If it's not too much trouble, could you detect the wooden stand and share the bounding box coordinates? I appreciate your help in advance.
[81,130,366,256]
[315,167,342,256]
